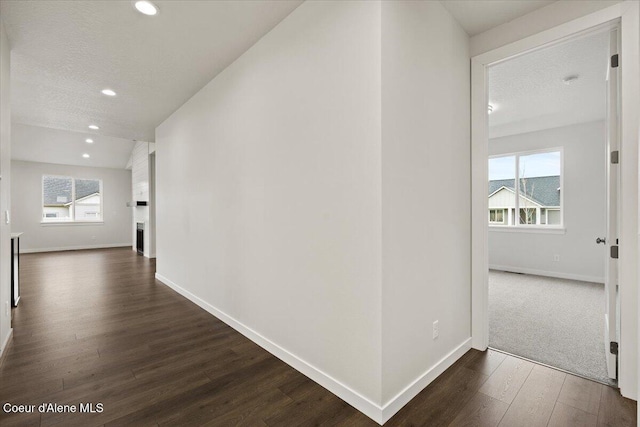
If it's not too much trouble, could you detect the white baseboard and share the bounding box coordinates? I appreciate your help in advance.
[0,328,14,367]
[489,264,603,284]
[155,273,383,422]
[380,338,472,422]
[21,243,133,254]
[155,272,472,425]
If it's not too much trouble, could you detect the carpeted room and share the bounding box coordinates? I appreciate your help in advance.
[489,271,611,384]
[486,29,615,385]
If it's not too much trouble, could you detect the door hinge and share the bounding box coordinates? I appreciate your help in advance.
[611,150,619,164]
[611,245,619,259]
[611,54,619,68]
[610,341,619,355]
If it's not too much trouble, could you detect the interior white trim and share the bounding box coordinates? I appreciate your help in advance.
[40,221,104,226]
[155,273,472,425]
[489,265,603,284]
[604,313,616,379]
[489,226,566,234]
[471,1,639,400]
[380,338,472,422]
[155,273,385,424]
[20,243,132,253]
[0,328,13,366]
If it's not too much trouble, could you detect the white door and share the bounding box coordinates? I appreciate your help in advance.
[603,27,620,381]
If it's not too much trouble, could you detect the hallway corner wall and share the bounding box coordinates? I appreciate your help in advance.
[0,17,12,360]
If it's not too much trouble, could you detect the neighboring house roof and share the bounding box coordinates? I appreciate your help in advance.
[488,175,560,207]
[43,177,99,206]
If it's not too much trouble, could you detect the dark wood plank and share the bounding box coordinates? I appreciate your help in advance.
[0,249,636,427]
[498,364,565,427]
[548,401,597,427]
[597,385,637,427]
[478,355,534,404]
[448,391,509,427]
[463,349,507,377]
[385,365,489,426]
[557,374,603,415]
[0,411,41,427]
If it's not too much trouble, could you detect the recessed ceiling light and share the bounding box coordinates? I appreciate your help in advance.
[82,153,90,159]
[134,1,159,16]
[101,89,116,96]
[488,104,494,114]
[88,125,99,130]
[562,75,579,85]
[85,138,94,143]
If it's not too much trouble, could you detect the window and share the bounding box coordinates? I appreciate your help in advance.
[42,176,103,222]
[489,209,505,224]
[519,208,537,224]
[488,149,562,227]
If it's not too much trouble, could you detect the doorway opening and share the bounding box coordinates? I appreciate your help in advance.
[485,27,617,385]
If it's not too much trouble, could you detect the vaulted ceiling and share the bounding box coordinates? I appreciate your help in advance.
[1,0,303,143]
[3,0,605,167]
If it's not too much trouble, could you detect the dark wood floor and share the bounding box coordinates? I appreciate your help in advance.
[0,248,635,426]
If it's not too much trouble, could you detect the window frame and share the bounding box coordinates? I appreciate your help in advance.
[488,147,564,230]
[488,208,506,224]
[41,175,104,225]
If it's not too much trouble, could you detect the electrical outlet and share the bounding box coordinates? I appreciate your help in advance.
[91,236,97,241]
[553,254,560,262]
[5,301,8,317]
[432,320,439,340]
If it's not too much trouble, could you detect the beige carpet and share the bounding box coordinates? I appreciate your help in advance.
[489,270,614,385]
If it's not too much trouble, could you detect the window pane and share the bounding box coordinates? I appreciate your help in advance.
[547,209,561,225]
[43,176,72,221]
[518,151,561,226]
[519,208,537,224]
[488,156,515,225]
[75,179,102,220]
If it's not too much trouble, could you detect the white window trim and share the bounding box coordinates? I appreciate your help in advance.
[41,221,105,226]
[41,175,104,225]
[488,147,564,230]
[489,225,566,234]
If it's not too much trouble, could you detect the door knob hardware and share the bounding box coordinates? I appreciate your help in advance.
[596,237,606,244]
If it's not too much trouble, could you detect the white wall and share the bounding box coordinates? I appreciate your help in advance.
[156,0,383,410]
[0,17,12,360]
[11,160,132,252]
[156,1,473,421]
[489,121,607,282]
[380,0,471,408]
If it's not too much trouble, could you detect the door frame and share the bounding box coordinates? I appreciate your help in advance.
[470,1,639,399]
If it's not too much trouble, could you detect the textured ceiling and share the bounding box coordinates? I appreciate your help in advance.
[441,0,556,36]
[12,124,136,169]
[488,30,610,138]
[1,0,303,143]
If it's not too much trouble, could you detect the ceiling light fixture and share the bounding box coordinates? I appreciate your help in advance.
[488,104,494,114]
[82,153,90,159]
[101,89,116,96]
[88,124,99,130]
[562,75,579,85]
[134,1,159,16]
[86,138,94,143]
